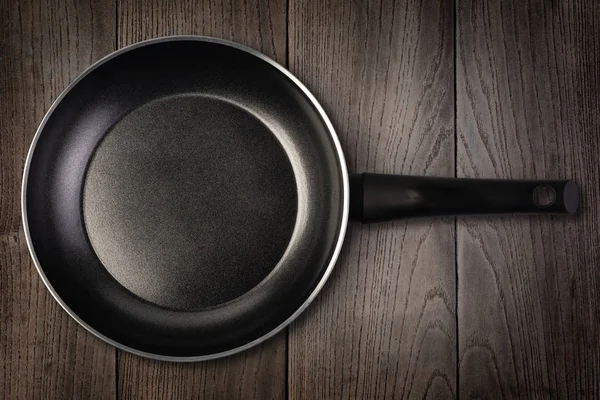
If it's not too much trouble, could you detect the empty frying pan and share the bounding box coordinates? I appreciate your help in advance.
[22,36,578,361]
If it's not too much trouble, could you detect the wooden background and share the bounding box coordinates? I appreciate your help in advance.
[1,0,599,398]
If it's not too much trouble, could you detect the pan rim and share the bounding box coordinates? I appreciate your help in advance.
[21,35,350,361]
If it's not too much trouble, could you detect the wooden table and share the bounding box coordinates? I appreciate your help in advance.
[2,0,599,398]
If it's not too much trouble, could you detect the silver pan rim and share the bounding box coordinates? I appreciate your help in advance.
[21,35,350,362]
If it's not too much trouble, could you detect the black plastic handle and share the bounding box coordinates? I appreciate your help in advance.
[349,173,579,223]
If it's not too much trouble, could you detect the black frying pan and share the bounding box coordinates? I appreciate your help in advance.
[22,36,578,361]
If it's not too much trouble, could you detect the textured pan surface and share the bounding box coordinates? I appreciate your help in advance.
[84,94,298,310]
[22,37,348,359]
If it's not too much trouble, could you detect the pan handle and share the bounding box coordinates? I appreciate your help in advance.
[349,173,579,223]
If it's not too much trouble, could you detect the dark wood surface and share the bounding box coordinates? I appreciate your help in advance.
[1,0,599,398]
[287,0,456,398]
[457,0,600,398]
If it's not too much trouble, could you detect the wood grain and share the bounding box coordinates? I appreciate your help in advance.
[119,333,286,400]
[118,0,286,62]
[457,0,600,397]
[117,1,287,399]
[288,0,456,398]
[0,0,116,398]
[0,230,116,399]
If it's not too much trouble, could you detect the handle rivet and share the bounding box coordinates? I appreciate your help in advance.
[533,185,556,207]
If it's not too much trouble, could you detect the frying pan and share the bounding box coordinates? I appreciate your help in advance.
[22,36,579,361]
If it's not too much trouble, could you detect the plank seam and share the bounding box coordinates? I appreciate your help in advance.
[453,0,459,398]
[285,0,290,398]
[114,1,119,399]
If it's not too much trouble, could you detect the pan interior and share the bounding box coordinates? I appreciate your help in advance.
[83,94,298,310]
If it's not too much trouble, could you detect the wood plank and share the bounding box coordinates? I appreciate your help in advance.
[116,1,287,399]
[288,0,456,398]
[118,0,286,61]
[457,0,600,397]
[0,0,116,398]
[0,230,116,399]
[119,333,286,400]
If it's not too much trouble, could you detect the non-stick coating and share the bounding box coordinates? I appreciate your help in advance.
[23,37,348,359]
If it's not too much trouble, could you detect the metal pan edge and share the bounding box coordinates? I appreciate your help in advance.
[21,35,350,362]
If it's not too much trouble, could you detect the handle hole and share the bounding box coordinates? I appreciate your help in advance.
[533,185,556,207]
